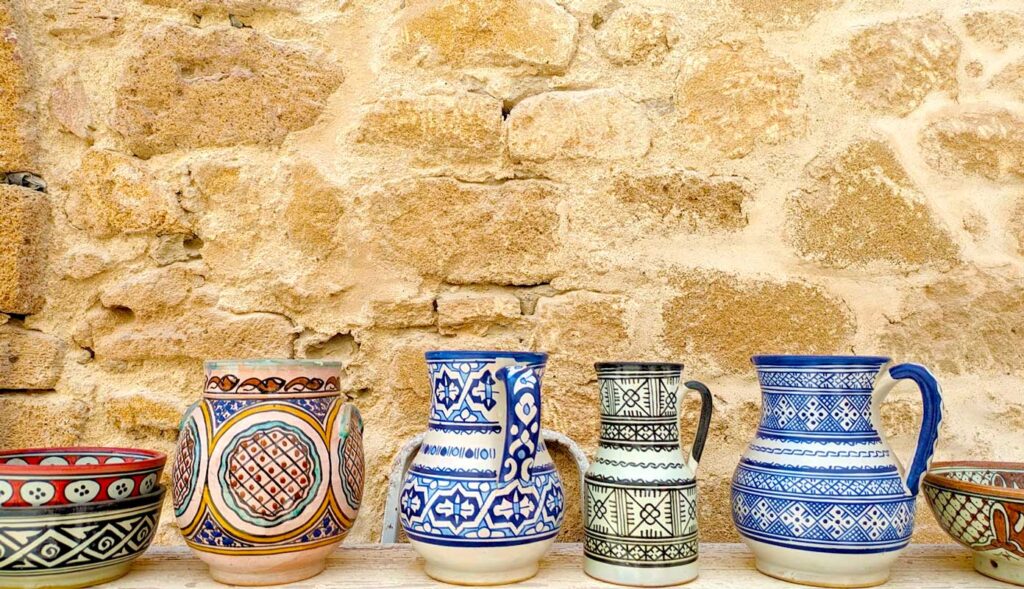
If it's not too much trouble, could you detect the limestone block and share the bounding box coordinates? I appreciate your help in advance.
[436,291,521,335]
[0,4,35,171]
[43,0,125,43]
[676,37,803,158]
[106,393,186,440]
[919,109,1024,182]
[0,186,49,314]
[0,394,88,447]
[508,89,651,163]
[609,170,750,232]
[366,298,437,329]
[992,59,1024,100]
[882,269,1024,374]
[282,163,346,255]
[788,140,958,270]
[824,15,960,116]
[733,0,839,30]
[371,178,563,285]
[596,6,678,65]
[99,266,199,317]
[0,323,64,390]
[143,0,298,15]
[63,149,191,238]
[394,0,579,74]
[962,11,1024,51]
[112,24,344,157]
[50,70,93,140]
[354,92,503,165]
[663,271,855,374]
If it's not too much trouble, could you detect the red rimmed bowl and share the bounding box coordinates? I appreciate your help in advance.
[0,447,166,508]
[923,461,1024,586]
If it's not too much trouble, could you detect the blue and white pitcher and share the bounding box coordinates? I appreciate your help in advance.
[399,351,564,585]
[731,355,943,588]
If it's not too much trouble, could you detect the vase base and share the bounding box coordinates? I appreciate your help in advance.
[974,552,1024,586]
[192,542,339,586]
[584,558,698,586]
[410,538,554,586]
[0,561,132,589]
[209,559,327,586]
[743,538,899,588]
[424,562,539,586]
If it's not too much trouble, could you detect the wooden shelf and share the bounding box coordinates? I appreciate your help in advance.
[109,544,1003,588]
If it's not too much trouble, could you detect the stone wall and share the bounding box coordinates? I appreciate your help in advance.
[1,0,1023,546]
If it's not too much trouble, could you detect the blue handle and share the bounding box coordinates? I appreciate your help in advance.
[497,364,543,483]
[888,363,943,496]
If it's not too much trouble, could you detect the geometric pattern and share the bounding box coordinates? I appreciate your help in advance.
[427,360,501,431]
[759,393,875,435]
[205,374,341,394]
[340,420,364,510]
[923,467,1024,560]
[733,465,907,498]
[757,369,878,391]
[499,364,542,482]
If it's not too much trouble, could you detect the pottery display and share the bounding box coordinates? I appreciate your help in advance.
[0,487,165,589]
[0,447,165,508]
[583,362,713,586]
[731,355,943,588]
[172,359,364,586]
[399,351,565,585]
[923,461,1024,586]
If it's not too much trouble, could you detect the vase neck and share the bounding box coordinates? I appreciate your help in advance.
[596,367,682,449]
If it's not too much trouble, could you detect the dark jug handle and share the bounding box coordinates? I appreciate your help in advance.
[681,380,713,473]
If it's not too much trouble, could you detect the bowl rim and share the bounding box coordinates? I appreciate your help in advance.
[0,447,167,476]
[923,460,1024,501]
[0,485,166,517]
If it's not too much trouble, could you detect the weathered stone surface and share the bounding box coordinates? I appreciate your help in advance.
[372,178,563,285]
[282,163,346,256]
[113,24,344,157]
[824,16,960,116]
[106,393,185,440]
[0,186,49,314]
[919,110,1024,182]
[143,0,297,15]
[733,0,839,30]
[882,269,1024,374]
[366,297,437,329]
[596,6,677,65]
[354,92,502,164]
[676,38,803,158]
[395,0,578,74]
[99,266,198,316]
[992,59,1024,100]
[962,11,1024,51]
[0,394,88,447]
[609,170,749,232]
[43,0,125,43]
[788,140,958,270]
[63,150,191,238]
[0,323,64,390]
[508,90,651,163]
[0,4,34,171]
[437,291,521,335]
[663,271,855,374]
[50,70,93,140]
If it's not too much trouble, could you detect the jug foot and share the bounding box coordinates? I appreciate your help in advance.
[584,558,698,587]
[974,553,1024,586]
[0,561,132,589]
[424,562,539,586]
[744,538,899,588]
[197,544,338,586]
[209,559,327,586]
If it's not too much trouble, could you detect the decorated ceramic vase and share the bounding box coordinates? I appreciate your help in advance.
[583,362,713,586]
[172,360,364,586]
[399,351,564,585]
[731,355,943,588]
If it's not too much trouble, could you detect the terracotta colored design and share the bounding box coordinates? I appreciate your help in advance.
[0,448,165,508]
[0,488,165,589]
[924,462,1024,586]
[172,360,364,586]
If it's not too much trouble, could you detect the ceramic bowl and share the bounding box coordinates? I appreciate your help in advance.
[923,461,1024,586]
[0,486,165,589]
[0,447,166,508]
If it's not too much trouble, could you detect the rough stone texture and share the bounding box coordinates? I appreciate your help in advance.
[394,0,579,74]
[508,90,652,163]
[0,186,48,314]
[0,3,34,171]
[4,0,1024,547]
[882,269,1024,375]
[824,15,961,116]
[596,6,678,65]
[676,37,803,158]
[354,92,503,165]
[112,24,344,158]
[788,140,959,270]
[0,322,64,390]
[962,11,1024,51]
[663,271,856,375]
[372,178,564,285]
[919,109,1024,182]
[63,149,191,238]
[608,170,750,232]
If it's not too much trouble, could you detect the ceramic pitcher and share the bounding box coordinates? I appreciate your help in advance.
[399,351,564,585]
[172,360,364,586]
[731,355,943,588]
[583,362,713,586]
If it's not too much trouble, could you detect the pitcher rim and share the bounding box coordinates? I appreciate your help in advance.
[205,358,344,370]
[752,354,891,367]
[425,350,548,364]
[595,361,683,371]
